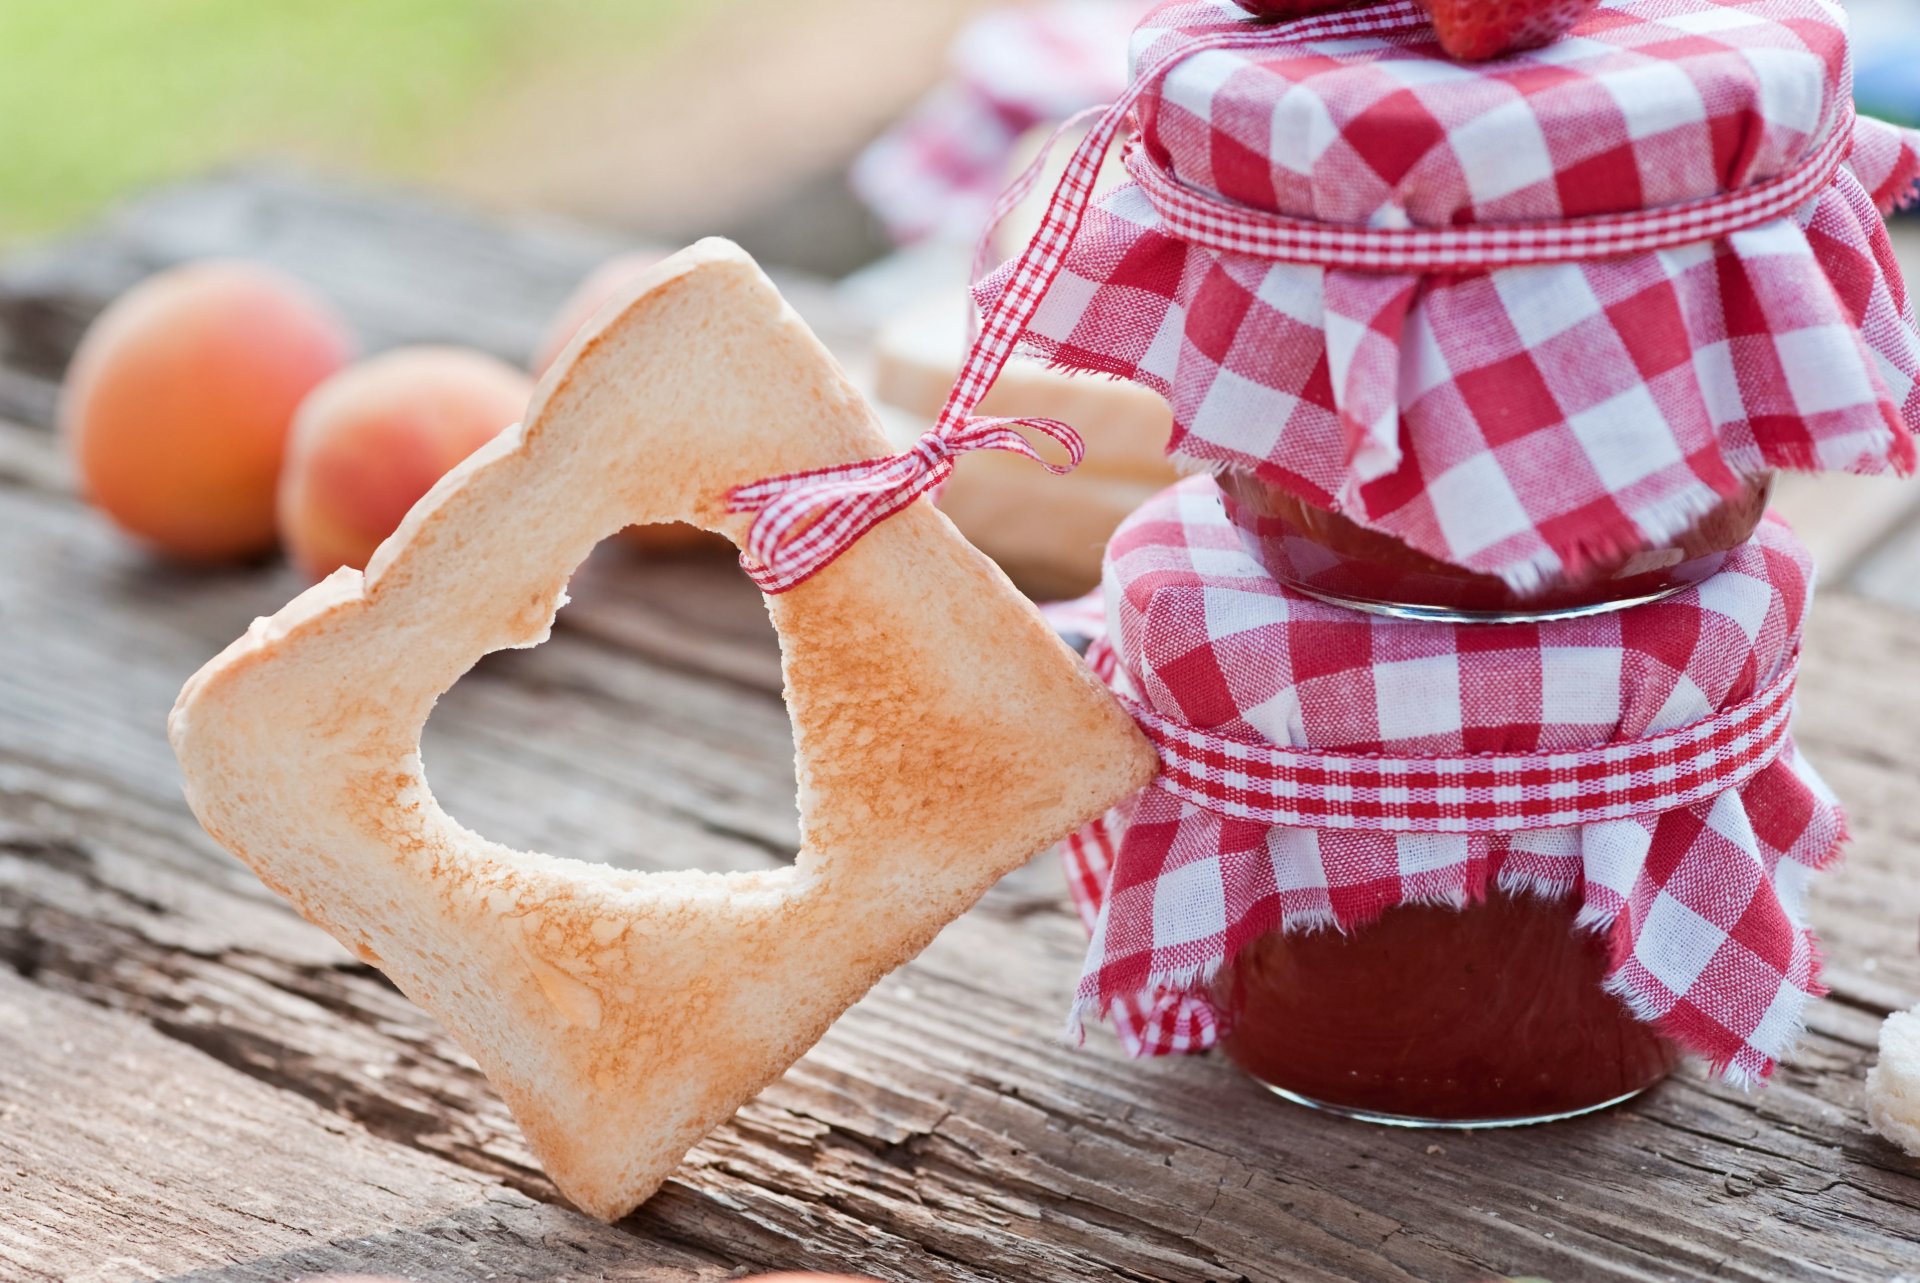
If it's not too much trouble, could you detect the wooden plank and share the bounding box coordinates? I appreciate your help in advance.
[1844,226,1920,597]
[1846,514,1920,615]
[4,402,1920,1281]
[0,971,724,1283]
[1894,222,1920,299]
[5,173,1920,1281]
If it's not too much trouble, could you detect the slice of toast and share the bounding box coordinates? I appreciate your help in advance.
[169,239,1156,1222]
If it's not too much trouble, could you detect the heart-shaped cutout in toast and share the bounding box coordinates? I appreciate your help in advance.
[169,240,1155,1221]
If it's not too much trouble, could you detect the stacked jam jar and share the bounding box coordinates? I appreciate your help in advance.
[977,0,1920,1122]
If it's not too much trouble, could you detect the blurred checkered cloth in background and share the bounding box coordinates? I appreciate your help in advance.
[852,0,1154,245]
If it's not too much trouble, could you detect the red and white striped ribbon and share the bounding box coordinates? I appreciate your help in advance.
[728,0,1857,590]
[1124,110,1858,271]
[729,1,1435,592]
[1101,641,1799,833]
[967,102,1114,345]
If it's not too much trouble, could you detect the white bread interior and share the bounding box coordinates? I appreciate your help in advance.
[168,239,1156,1222]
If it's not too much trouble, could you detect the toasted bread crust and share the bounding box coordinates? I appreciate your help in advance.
[169,240,1155,1221]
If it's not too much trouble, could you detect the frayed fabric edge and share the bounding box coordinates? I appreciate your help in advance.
[1597,965,1787,1091]
[1062,952,1230,1056]
[1597,822,1848,1088]
[1071,825,1844,1085]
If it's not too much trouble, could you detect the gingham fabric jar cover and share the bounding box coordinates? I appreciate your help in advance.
[980,0,1920,595]
[1064,478,1843,1084]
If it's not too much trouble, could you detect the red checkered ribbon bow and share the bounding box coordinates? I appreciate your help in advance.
[728,414,1083,593]
[1117,652,1797,832]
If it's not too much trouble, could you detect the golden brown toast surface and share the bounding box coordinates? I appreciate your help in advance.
[169,240,1155,1221]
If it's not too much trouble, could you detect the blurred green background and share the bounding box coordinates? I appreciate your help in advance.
[0,0,696,241]
[12,0,1901,258]
[0,0,995,272]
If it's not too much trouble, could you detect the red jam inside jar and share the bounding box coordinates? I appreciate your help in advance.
[1216,471,1772,622]
[1210,891,1680,1124]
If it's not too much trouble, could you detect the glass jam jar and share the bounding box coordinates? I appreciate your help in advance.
[1193,471,1761,1123]
[1216,471,1773,622]
[1210,890,1681,1125]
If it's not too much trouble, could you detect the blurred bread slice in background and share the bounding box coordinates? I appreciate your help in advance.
[877,401,1166,600]
[874,289,1174,484]
[871,288,1177,599]
[855,116,1173,600]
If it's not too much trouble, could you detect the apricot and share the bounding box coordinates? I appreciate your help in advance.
[60,260,353,561]
[278,347,532,578]
[531,250,665,377]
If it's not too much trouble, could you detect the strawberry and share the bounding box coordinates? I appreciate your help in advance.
[1416,0,1601,60]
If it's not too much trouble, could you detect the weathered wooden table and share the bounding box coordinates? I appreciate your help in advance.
[4,173,1920,1283]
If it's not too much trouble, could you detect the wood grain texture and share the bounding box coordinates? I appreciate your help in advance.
[2,175,1918,1282]
[0,973,726,1283]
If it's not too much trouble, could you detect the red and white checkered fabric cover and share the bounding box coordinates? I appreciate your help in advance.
[1064,477,1845,1082]
[852,0,1155,246]
[982,0,1920,594]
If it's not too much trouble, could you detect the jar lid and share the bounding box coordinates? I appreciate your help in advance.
[981,0,1920,594]
[1064,476,1844,1083]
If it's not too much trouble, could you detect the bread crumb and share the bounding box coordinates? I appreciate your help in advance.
[1866,1008,1920,1156]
